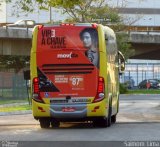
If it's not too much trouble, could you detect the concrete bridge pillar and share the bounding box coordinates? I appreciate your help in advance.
[0,39,31,55]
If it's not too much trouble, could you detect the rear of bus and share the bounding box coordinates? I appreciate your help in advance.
[31,23,108,128]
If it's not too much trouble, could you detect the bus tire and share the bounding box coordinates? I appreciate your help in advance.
[93,118,108,128]
[111,114,117,123]
[100,117,108,128]
[39,118,50,128]
[93,104,112,128]
[117,96,119,113]
[107,104,112,127]
[51,120,60,128]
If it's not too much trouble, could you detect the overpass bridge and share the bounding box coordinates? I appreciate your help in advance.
[0,26,160,60]
[0,28,31,56]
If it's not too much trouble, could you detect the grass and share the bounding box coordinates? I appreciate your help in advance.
[0,88,160,112]
[0,89,13,97]
[0,99,29,105]
[0,99,31,112]
[0,88,29,99]
[126,89,160,94]
[0,104,31,112]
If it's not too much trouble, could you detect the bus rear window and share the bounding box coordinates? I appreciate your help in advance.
[37,26,99,67]
[37,26,98,51]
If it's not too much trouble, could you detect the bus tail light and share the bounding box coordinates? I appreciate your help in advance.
[38,25,43,29]
[33,77,43,103]
[93,77,105,103]
[60,23,74,26]
[92,23,98,28]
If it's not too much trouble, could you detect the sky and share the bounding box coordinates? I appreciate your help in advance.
[0,0,160,26]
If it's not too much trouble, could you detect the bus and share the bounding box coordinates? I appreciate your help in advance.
[30,23,125,128]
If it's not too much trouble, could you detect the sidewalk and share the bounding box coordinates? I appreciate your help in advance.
[0,114,38,125]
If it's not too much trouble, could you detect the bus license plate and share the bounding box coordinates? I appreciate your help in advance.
[62,107,75,112]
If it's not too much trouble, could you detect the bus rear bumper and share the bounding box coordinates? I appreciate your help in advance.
[32,99,107,119]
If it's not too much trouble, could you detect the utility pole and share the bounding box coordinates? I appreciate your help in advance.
[49,6,52,23]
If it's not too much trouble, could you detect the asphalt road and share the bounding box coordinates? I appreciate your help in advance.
[0,94,160,142]
[119,94,160,122]
[120,94,160,101]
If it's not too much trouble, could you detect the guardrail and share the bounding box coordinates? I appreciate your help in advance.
[125,26,160,35]
[1,23,160,35]
[110,25,160,35]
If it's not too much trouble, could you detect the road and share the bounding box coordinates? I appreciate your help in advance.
[119,94,160,122]
[0,94,160,142]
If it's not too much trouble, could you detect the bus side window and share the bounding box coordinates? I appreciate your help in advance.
[105,33,111,63]
[118,51,125,74]
[105,33,117,64]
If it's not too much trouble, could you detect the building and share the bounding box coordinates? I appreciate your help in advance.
[109,0,160,26]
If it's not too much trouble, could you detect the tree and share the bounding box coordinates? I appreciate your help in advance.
[6,0,121,23]
[6,0,135,60]
[0,55,30,73]
[116,33,134,60]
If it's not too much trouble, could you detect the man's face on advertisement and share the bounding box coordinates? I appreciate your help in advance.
[82,32,92,48]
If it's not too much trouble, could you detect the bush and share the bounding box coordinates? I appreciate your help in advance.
[119,83,128,94]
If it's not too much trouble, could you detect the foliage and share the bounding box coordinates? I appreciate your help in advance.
[127,89,160,94]
[0,104,31,112]
[0,99,28,105]
[0,55,30,73]
[119,83,128,94]
[6,0,121,23]
[116,33,135,60]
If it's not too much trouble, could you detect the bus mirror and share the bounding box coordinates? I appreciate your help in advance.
[23,70,30,80]
[118,51,125,74]
[105,34,108,41]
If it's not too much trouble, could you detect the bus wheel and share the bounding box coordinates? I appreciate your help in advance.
[93,118,108,128]
[39,118,50,128]
[93,106,112,127]
[101,117,108,127]
[107,104,112,127]
[51,120,60,128]
[111,114,117,123]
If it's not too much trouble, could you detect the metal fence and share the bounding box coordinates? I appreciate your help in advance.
[120,62,160,87]
[0,70,28,100]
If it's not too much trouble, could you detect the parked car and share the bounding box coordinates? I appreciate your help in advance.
[4,19,35,28]
[138,79,160,89]
[123,76,135,89]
